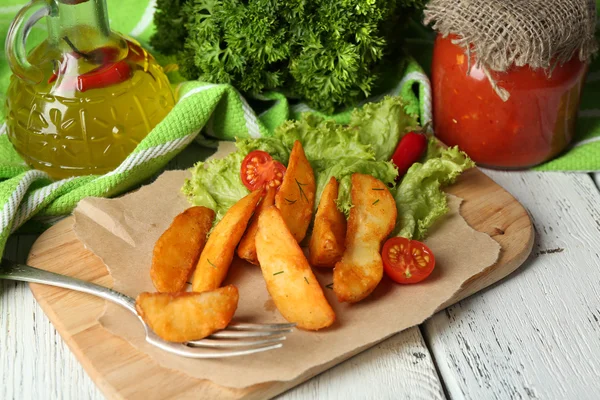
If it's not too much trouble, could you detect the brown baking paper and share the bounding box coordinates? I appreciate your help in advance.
[73,142,500,389]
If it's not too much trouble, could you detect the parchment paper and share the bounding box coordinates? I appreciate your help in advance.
[73,142,500,389]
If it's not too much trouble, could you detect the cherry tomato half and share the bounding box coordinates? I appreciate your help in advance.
[241,150,286,191]
[382,237,435,284]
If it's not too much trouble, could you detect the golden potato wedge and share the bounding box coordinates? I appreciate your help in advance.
[256,207,335,330]
[275,140,315,243]
[237,188,276,265]
[192,190,262,292]
[150,206,215,293]
[334,173,397,303]
[136,285,239,342]
[309,177,346,267]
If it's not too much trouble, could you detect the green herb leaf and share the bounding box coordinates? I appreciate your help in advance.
[296,179,309,203]
[207,259,217,269]
[372,199,380,205]
[160,1,428,112]
[273,271,284,276]
[304,277,309,284]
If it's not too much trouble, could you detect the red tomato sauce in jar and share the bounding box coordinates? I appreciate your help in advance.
[431,34,587,169]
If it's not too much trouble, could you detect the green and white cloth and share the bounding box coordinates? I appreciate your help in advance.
[0,0,431,256]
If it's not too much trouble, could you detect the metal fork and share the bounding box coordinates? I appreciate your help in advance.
[0,259,294,358]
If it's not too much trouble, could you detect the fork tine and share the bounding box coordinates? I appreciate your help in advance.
[209,329,293,339]
[185,343,284,358]
[146,334,284,358]
[186,335,287,348]
[225,322,297,331]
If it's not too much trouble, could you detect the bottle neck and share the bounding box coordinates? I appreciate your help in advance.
[47,0,111,50]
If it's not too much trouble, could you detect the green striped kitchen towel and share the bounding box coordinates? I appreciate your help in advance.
[0,0,431,256]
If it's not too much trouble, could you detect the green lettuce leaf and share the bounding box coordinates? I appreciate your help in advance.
[182,96,471,241]
[393,146,475,239]
[423,136,444,161]
[311,158,398,216]
[274,114,375,162]
[349,96,419,161]
[236,136,291,164]
[182,137,293,222]
[182,151,250,222]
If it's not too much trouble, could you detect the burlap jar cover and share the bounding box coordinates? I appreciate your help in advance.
[424,0,598,100]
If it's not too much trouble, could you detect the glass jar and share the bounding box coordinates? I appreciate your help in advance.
[431,34,587,169]
[4,0,175,179]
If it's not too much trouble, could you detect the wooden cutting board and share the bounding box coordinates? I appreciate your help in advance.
[26,167,534,399]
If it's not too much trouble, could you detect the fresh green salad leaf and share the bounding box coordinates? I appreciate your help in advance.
[237,136,291,164]
[349,96,419,161]
[182,136,291,221]
[182,152,249,222]
[393,146,475,239]
[311,158,398,216]
[274,115,375,162]
[183,96,474,240]
[423,136,444,161]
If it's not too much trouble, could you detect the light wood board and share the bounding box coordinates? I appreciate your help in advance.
[25,167,534,399]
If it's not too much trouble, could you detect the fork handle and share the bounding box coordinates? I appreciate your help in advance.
[0,259,137,314]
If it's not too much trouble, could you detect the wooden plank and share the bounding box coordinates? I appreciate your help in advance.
[281,327,445,400]
[423,171,600,399]
[0,235,104,400]
[22,165,533,399]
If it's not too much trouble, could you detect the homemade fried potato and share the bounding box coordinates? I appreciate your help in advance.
[136,285,239,342]
[192,190,262,293]
[334,173,397,303]
[256,207,335,330]
[150,206,215,293]
[275,141,315,243]
[237,188,276,265]
[309,177,346,267]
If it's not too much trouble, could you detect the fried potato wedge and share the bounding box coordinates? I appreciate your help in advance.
[275,140,315,243]
[150,206,215,293]
[256,207,335,330]
[192,190,262,293]
[334,173,397,303]
[309,177,346,268]
[136,285,239,342]
[237,188,276,265]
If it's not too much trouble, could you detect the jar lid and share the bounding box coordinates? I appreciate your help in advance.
[424,0,597,73]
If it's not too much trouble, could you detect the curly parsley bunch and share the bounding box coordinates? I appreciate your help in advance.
[151,0,425,113]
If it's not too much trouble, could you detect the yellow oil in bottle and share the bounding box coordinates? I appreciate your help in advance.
[5,34,175,180]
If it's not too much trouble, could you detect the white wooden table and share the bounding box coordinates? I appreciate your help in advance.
[2,165,600,399]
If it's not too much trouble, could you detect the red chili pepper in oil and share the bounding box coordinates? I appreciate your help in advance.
[48,37,131,90]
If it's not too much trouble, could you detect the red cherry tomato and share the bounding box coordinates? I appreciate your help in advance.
[391,132,427,178]
[382,237,435,284]
[241,151,287,191]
